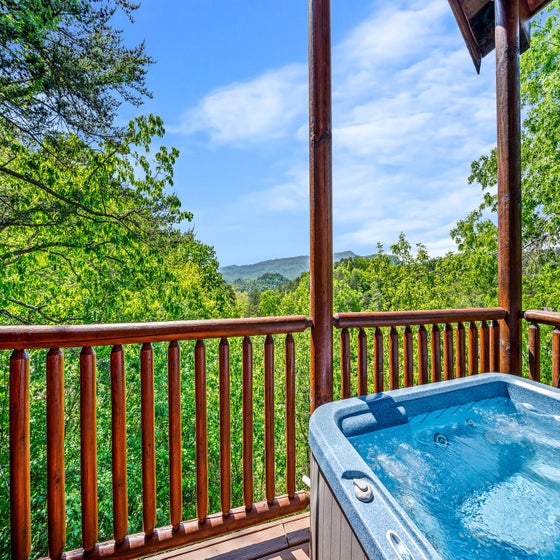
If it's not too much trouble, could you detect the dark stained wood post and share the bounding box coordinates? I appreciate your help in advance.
[264,335,275,504]
[495,0,522,374]
[140,342,156,536]
[242,336,254,510]
[285,333,297,498]
[111,345,128,543]
[10,350,31,560]
[218,338,231,515]
[168,341,182,529]
[340,329,351,399]
[194,340,208,522]
[47,348,66,560]
[309,0,333,412]
[80,346,98,552]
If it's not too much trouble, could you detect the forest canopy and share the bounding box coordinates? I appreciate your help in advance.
[0,0,235,324]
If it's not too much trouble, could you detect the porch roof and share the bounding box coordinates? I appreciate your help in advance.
[448,0,552,72]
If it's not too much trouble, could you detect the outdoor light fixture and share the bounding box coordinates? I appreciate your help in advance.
[448,0,552,72]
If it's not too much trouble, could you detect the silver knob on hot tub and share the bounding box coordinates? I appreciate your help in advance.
[353,478,374,502]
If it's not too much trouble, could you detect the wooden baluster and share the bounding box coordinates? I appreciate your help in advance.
[264,335,275,504]
[444,323,454,381]
[480,321,490,373]
[403,326,413,388]
[389,327,399,390]
[528,322,540,382]
[285,334,296,498]
[340,329,351,399]
[468,322,478,376]
[141,343,156,536]
[10,350,31,560]
[111,345,128,543]
[168,341,182,529]
[553,327,560,388]
[219,339,231,515]
[431,324,442,383]
[358,328,368,395]
[374,328,383,393]
[195,340,208,522]
[418,325,428,385]
[47,348,65,560]
[80,347,98,552]
[242,337,254,509]
[455,323,466,378]
[490,320,500,371]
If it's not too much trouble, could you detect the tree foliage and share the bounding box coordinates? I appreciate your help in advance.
[268,4,558,322]
[0,0,151,147]
[0,3,245,558]
[0,114,235,324]
[0,1,236,324]
[461,4,560,310]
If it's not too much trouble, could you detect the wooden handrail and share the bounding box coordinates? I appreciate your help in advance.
[334,308,506,398]
[6,316,312,560]
[334,307,506,329]
[9,306,557,559]
[524,309,560,326]
[0,316,312,350]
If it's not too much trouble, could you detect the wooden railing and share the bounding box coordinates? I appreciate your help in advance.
[334,308,507,398]
[5,307,560,559]
[2,317,311,560]
[524,309,560,387]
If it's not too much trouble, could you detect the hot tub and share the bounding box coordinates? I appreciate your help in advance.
[308,373,560,560]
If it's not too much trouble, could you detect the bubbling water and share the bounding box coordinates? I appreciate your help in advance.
[350,397,560,559]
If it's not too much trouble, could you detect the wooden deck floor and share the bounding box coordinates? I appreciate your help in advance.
[148,513,310,560]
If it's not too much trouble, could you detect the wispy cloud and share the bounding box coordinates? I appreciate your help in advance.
[171,63,307,144]
[335,1,452,80]
[178,0,498,263]
[327,0,496,256]
[242,167,308,212]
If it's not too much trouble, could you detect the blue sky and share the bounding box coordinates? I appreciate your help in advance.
[119,0,498,266]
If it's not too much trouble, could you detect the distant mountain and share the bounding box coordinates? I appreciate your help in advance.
[220,251,358,283]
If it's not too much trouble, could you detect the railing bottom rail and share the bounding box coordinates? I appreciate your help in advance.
[62,492,309,560]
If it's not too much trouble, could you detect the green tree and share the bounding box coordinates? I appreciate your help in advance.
[0,114,235,324]
[0,4,239,558]
[463,3,560,312]
[258,289,281,316]
[0,0,151,148]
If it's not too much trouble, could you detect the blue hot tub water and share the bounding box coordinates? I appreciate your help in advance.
[308,374,560,560]
[350,396,560,559]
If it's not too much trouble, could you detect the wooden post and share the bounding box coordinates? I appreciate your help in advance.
[495,0,522,374]
[47,348,66,560]
[10,350,31,560]
[309,0,333,411]
[80,346,98,551]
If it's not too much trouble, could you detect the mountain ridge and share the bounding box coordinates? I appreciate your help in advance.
[220,251,358,283]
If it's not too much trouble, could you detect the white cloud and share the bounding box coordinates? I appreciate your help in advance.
[179,0,499,264]
[243,168,308,212]
[338,1,451,67]
[325,0,497,257]
[171,64,307,144]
